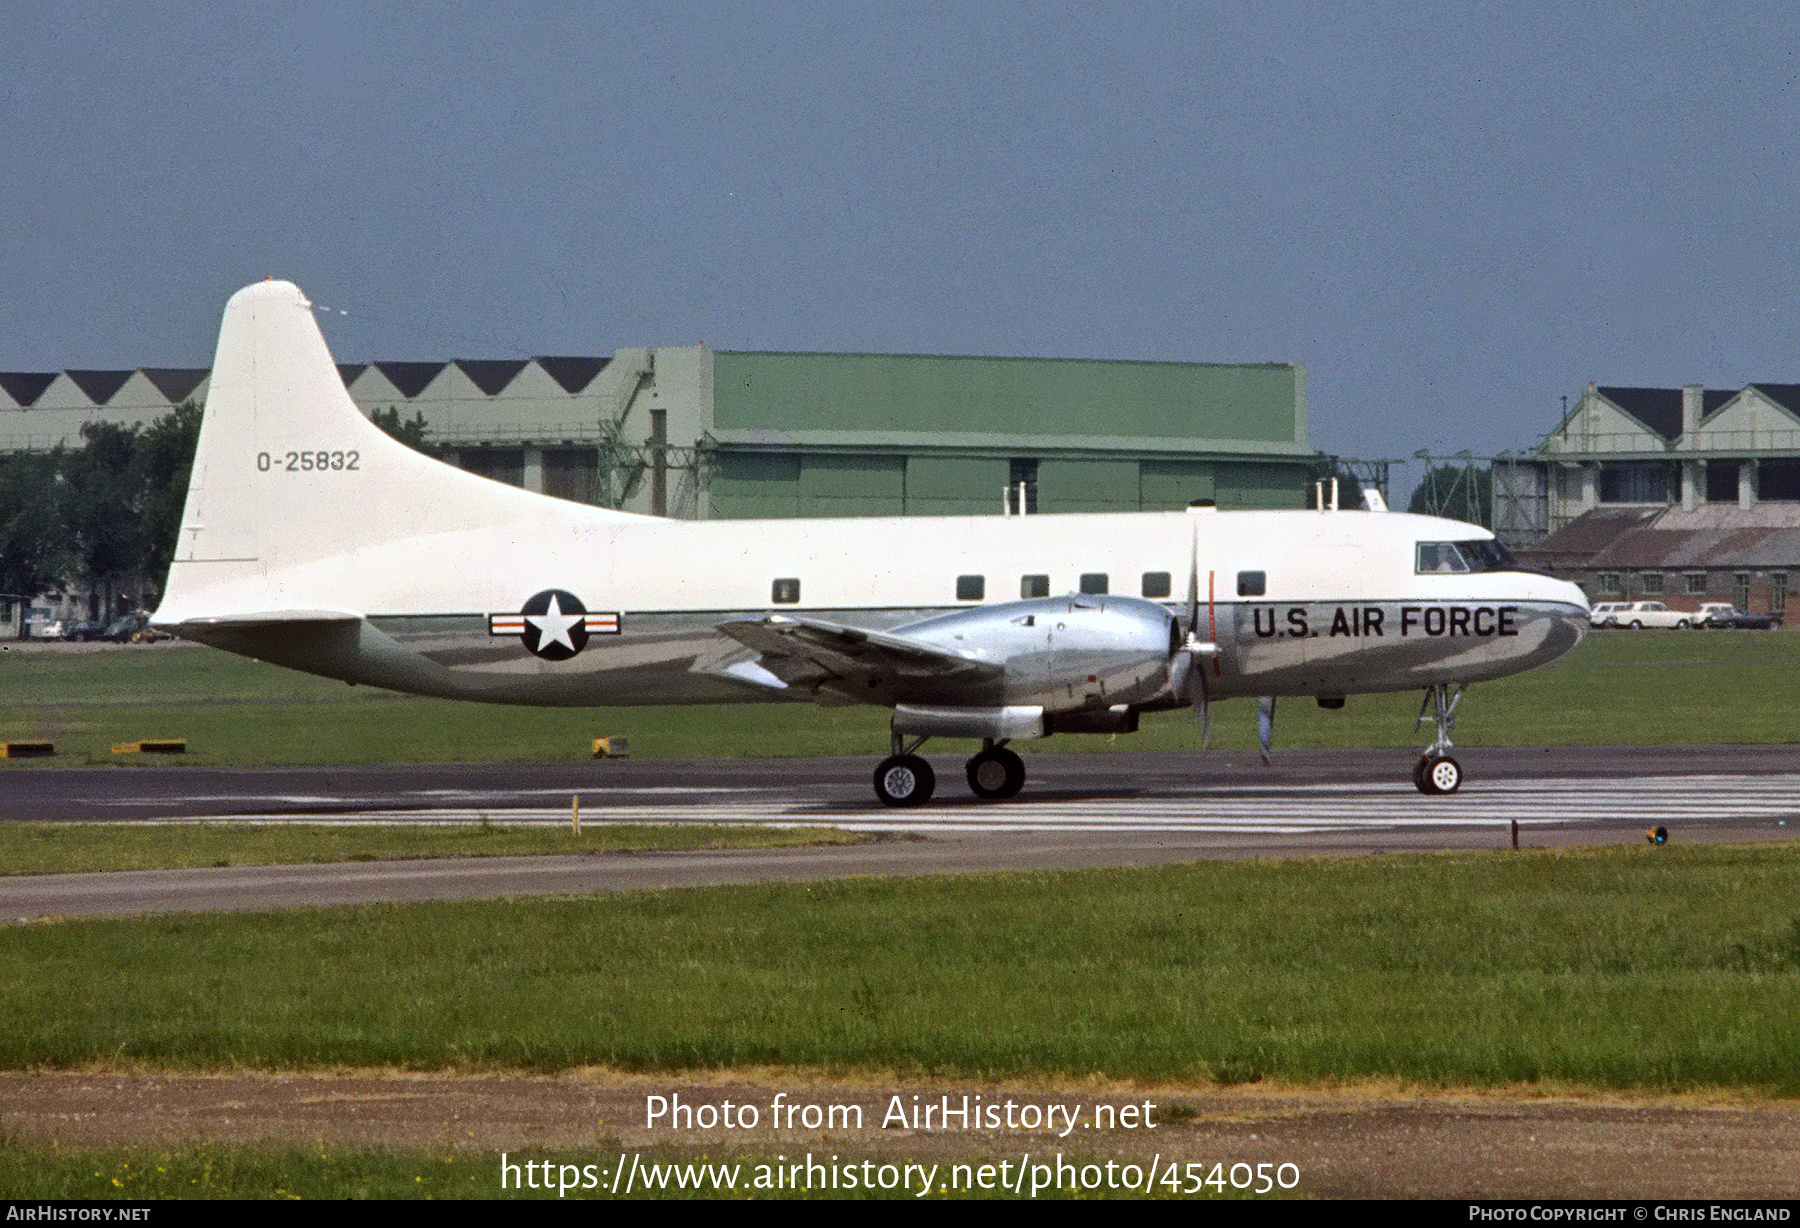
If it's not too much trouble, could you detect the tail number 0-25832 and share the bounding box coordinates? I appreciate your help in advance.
[257,451,360,472]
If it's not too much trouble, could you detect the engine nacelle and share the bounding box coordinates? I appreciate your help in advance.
[892,594,1175,711]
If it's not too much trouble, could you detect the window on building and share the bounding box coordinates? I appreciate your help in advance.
[1141,572,1172,599]
[955,575,984,601]
[543,447,599,504]
[1734,572,1751,609]
[1639,573,1664,595]
[1237,570,1267,597]
[1762,459,1800,501]
[461,446,525,488]
[1079,573,1108,595]
[1706,462,1740,503]
[1684,572,1707,596]
[771,578,800,604]
[1599,463,1672,504]
[1020,574,1049,599]
[1597,572,1622,595]
[1774,573,1788,617]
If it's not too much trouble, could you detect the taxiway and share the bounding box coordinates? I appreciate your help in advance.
[2,746,1795,918]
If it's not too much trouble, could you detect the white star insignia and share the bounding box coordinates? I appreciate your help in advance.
[526,594,583,652]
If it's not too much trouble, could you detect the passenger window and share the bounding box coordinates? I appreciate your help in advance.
[1021,574,1050,599]
[956,575,985,601]
[1237,570,1266,597]
[1079,573,1108,595]
[771,578,801,604]
[1141,572,1172,598]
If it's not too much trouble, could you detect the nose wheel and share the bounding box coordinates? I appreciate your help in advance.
[1413,753,1463,795]
[1413,682,1466,795]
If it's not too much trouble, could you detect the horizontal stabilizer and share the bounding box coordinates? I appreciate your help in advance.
[716,614,999,681]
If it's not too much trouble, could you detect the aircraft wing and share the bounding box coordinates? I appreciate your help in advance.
[156,610,364,628]
[715,614,999,683]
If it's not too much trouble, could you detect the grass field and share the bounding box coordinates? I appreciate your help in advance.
[0,821,866,876]
[3,630,1797,767]
[3,843,1797,1093]
[0,1138,1205,1200]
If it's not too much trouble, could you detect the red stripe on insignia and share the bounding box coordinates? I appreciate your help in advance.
[585,613,620,634]
[489,615,526,635]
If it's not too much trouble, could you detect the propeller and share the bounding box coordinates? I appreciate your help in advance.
[1166,525,1218,748]
[1162,521,1274,763]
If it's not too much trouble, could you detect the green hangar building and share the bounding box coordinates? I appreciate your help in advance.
[1,344,1316,521]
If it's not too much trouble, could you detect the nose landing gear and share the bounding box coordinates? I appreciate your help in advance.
[1414,682,1465,795]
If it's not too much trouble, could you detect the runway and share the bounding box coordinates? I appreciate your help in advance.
[3,745,1796,918]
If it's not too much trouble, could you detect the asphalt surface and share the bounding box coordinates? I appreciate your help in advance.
[2,745,1796,918]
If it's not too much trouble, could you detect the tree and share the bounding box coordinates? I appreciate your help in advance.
[0,449,72,601]
[1407,463,1492,528]
[131,402,203,589]
[52,402,203,611]
[64,420,145,608]
[369,406,432,452]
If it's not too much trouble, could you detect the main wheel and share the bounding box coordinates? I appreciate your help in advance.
[965,747,1026,799]
[874,754,935,807]
[1415,754,1462,795]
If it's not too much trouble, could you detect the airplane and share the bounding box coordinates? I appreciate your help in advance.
[152,280,1591,805]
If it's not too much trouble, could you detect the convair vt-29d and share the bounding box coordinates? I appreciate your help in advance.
[153,281,1590,805]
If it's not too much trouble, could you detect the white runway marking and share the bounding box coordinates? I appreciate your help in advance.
[121,774,1800,834]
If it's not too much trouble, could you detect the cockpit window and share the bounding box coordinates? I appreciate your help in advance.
[1415,539,1519,574]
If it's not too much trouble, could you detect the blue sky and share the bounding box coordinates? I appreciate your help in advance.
[5,2,1798,492]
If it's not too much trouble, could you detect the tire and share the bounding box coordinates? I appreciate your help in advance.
[965,747,1026,800]
[1675,620,1689,630]
[874,754,935,807]
[1416,754,1462,795]
[1629,620,1642,629]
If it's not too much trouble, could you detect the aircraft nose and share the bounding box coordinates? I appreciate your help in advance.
[1544,576,1591,648]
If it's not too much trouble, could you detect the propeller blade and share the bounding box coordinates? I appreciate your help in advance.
[1196,669,1212,749]
[1257,695,1276,765]
[1168,649,1193,702]
[1186,524,1201,638]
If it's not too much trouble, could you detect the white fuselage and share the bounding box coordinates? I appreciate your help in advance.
[163,503,1588,709]
[152,281,1589,718]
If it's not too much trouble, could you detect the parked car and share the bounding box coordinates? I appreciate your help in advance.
[1588,602,1629,628]
[62,618,108,641]
[26,618,65,640]
[1612,601,1693,630]
[1696,603,1783,630]
[100,611,168,643]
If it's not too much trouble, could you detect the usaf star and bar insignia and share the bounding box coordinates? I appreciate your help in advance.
[488,589,620,660]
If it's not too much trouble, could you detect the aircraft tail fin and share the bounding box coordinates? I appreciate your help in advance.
[154,280,634,625]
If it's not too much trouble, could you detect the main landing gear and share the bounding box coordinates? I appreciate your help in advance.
[1414,681,1464,795]
[873,737,1025,807]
